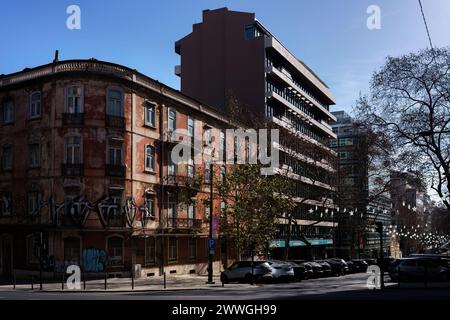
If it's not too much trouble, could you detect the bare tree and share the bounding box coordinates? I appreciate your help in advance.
[355,47,450,211]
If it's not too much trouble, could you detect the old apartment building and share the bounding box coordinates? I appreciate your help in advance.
[0,58,236,278]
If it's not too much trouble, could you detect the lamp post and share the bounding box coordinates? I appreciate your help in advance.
[376,222,384,289]
[207,161,215,284]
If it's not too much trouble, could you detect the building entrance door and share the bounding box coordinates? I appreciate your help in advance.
[0,235,13,277]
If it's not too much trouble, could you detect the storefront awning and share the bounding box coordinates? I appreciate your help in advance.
[269,239,333,248]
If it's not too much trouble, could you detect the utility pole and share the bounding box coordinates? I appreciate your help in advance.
[207,161,215,284]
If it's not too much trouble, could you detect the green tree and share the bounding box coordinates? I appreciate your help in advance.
[219,164,295,260]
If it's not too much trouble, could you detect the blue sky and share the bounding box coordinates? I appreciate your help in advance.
[1,0,449,114]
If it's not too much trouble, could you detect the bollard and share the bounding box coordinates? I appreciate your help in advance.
[13,271,16,289]
[31,275,34,290]
[163,271,166,289]
[62,273,64,290]
[132,275,135,290]
[104,272,107,290]
[83,273,86,290]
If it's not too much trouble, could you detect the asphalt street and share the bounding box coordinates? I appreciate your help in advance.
[1,273,450,300]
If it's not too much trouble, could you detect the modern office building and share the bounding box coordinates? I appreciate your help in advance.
[176,8,338,259]
[0,58,235,278]
[331,111,391,259]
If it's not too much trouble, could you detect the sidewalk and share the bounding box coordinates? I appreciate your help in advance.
[0,274,257,292]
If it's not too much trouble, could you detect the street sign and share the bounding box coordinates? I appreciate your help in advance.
[208,238,217,255]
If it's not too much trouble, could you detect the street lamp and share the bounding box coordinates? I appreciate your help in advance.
[206,160,215,284]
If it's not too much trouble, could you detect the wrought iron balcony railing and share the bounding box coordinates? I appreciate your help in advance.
[62,113,84,126]
[106,115,125,129]
[165,218,202,229]
[62,163,84,176]
[106,164,126,177]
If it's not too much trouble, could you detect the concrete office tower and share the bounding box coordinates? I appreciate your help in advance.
[176,8,338,259]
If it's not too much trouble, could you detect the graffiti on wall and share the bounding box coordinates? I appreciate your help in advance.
[82,248,107,272]
[25,194,154,228]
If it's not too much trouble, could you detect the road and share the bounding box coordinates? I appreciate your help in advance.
[1,273,450,300]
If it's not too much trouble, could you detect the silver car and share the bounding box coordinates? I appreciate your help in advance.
[268,261,295,282]
[220,261,273,283]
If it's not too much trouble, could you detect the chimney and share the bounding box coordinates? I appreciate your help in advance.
[53,50,59,63]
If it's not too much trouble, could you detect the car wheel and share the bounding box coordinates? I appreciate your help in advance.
[244,274,253,283]
[220,274,229,284]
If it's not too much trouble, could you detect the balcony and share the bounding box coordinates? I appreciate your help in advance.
[62,163,84,176]
[163,175,200,190]
[106,115,125,129]
[163,131,188,145]
[62,113,84,126]
[165,218,202,229]
[106,164,126,177]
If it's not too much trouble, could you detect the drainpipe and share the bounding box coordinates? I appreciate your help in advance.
[159,97,165,276]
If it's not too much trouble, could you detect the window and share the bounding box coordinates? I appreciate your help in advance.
[2,99,14,124]
[0,192,12,216]
[64,237,81,264]
[145,145,155,171]
[107,236,124,266]
[1,145,12,171]
[244,24,262,39]
[204,163,211,183]
[168,195,177,221]
[29,92,41,119]
[108,139,123,166]
[145,237,156,264]
[188,238,196,260]
[65,135,82,164]
[29,143,40,167]
[339,138,353,146]
[339,152,349,160]
[144,102,156,127]
[188,204,195,220]
[27,192,41,216]
[220,165,226,182]
[188,116,195,145]
[26,234,40,264]
[109,189,123,217]
[66,86,83,113]
[168,107,176,134]
[168,237,177,261]
[107,89,123,116]
[144,192,155,218]
[187,154,194,178]
[204,127,212,145]
[168,151,176,176]
[205,203,210,220]
[64,187,80,216]
[220,130,226,161]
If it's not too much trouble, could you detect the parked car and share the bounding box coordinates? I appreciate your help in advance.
[282,261,306,281]
[364,258,378,266]
[345,260,358,273]
[351,259,369,272]
[268,261,295,282]
[290,260,314,279]
[307,261,325,278]
[220,261,273,284]
[326,259,348,276]
[315,261,333,276]
[377,257,396,272]
[389,257,450,282]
